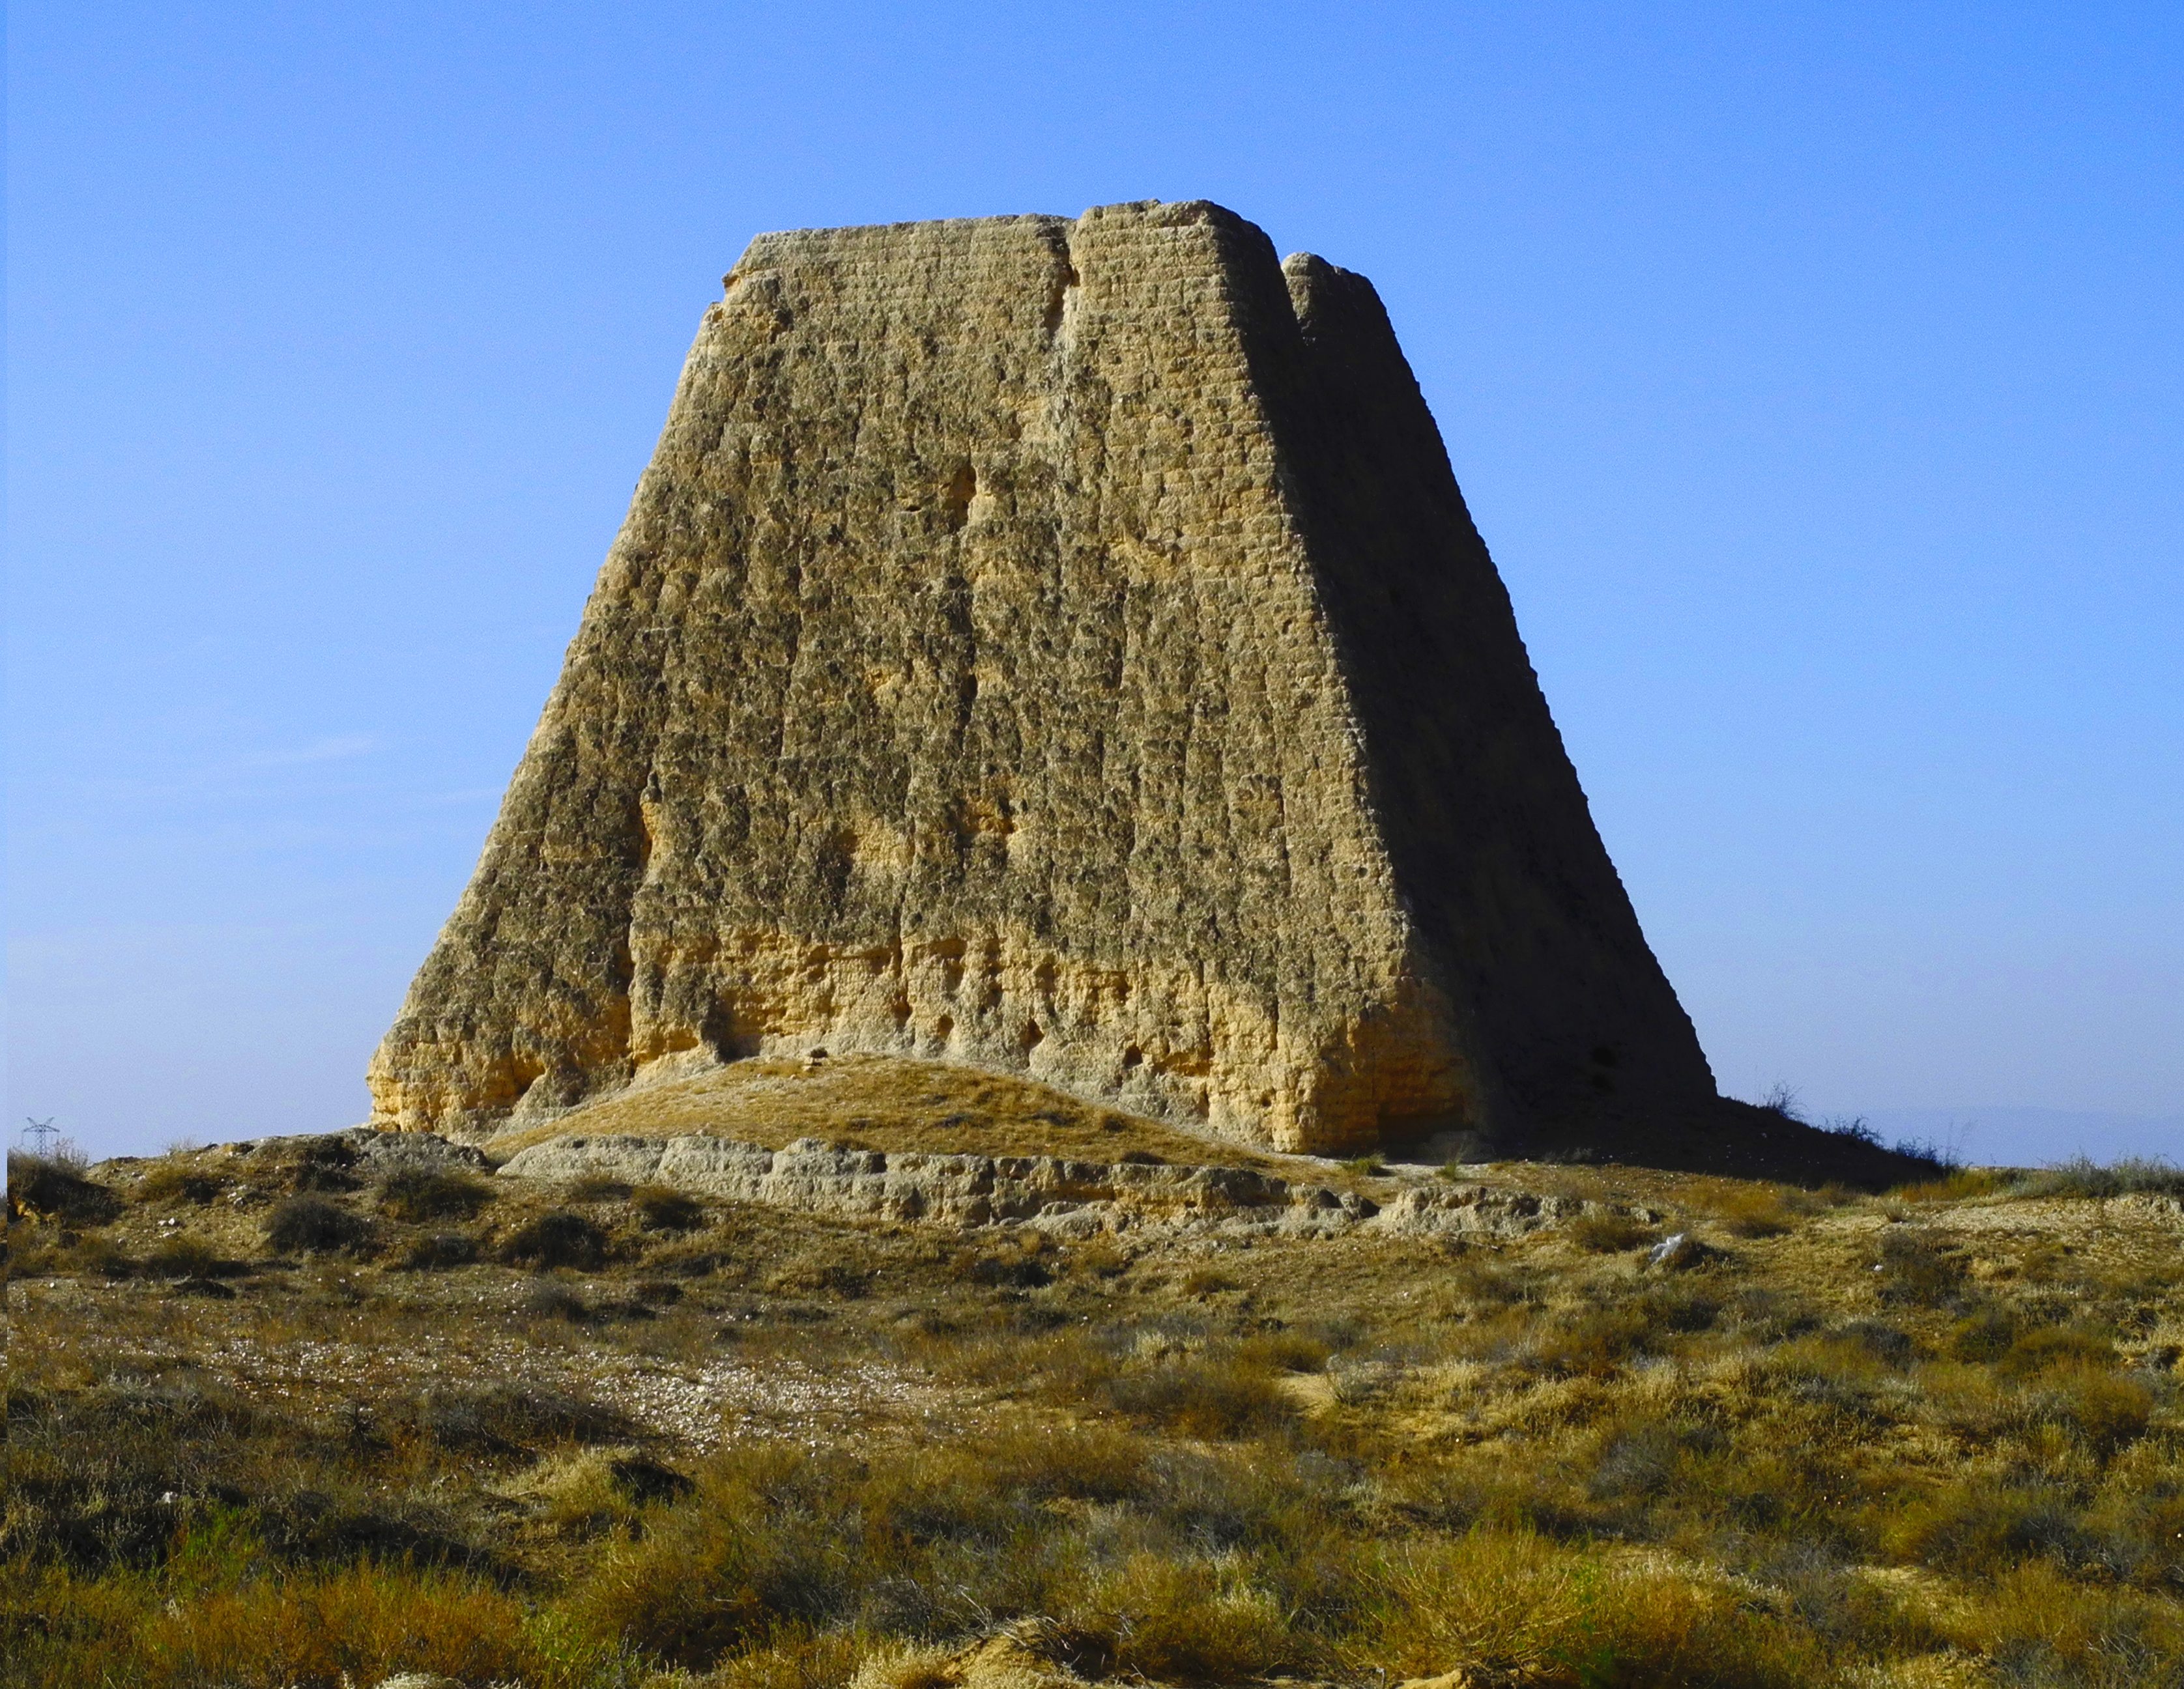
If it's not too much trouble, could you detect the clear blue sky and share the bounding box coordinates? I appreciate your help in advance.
[8,2,2180,1165]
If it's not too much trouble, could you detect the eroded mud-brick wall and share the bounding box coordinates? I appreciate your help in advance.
[369,200,1717,1152]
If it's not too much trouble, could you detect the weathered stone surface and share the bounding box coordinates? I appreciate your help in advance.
[495,1131,1614,1240]
[370,198,1717,1153]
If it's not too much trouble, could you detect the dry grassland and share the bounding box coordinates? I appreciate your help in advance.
[7,1089,2182,1689]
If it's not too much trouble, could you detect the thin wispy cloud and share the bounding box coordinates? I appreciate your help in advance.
[240,734,377,769]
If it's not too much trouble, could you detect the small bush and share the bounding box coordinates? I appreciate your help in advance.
[1341,1156,1385,1177]
[1836,1320,1918,1368]
[397,1230,479,1270]
[1939,1562,2184,1689]
[2026,1367,2153,1456]
[1886,1482,2095,1574]
[1570,1210,1652,1253]
[143,1234,225,1280]
[1532,1286,1719,1376]
[1588,1417,1722,1502]
[633,1184,705,1232]
[377,1168,493,1223]
[1071,1241,1131,1279]
[407,1384,634,1453]
[1715,1188,1798,1238]
[1434,1129,1496,1167]
[569,1173,634,1202]
[609,1455,696,1505]
[1948,1305,2020,1361]
[1896,1166,2012,1202]
[134,1162,228,1205]
[263,1195,373,1255]
[1872,1228,1968,1309]
[644,1242,726,1277]
[3,1557,568,1689]
[968,1253,1054,1289]
[1756,1082,1805,1121]
[2016,1156,2184,1200]
[1350,1526,1829,1684]
[289,1135,362,1191]
[1096,1346,1296,1438]
[8,1152,121,1224]
[500,1210,610,1270]
[521,1279,593,1322]
[1999,1326,2116,1379]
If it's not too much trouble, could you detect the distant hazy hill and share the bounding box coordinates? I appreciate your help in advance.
[1856,1106,2182,1167]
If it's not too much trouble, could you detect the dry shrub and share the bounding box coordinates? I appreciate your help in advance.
[1947,1305,2019,1361]
[2083,1486,2184,1589]
[570,1443,891,1668]
[142,1234,225,1281]
[966,1253,1053,1289]
[501,1210,611,1270]
[714,1626,875,1689]
[1074,1550,1304,1682]
[397,1230,479,1270]
[289,1135,362,1193]
[8,1152,121,1224]
[521,1279,594,1322]
[1,1556,582,1689]
[646,1240,729,1277]
[1895,1166,2012,1202]
[569,1421,1333,1673]
[1239,1329,1334,1373]
[2023,1366,2153,1456]
[1939,1560,2184,1687]
[1070,1240,1130,1279]
[1347,1527,1828,1687]
[633,1183,705,1231]
[1570,1210,1652,1253]
[1758,1542,1942,1656]
[263,1194,373,1255]
[1089,1342,1297,1438]
[1714,1187,1798,1238]
[2015,1156,2184,1200]
[1530,1285,1718,1376]
[403,1383,635,1454]
[134,1161,228,1206]
[1586,1417,1723,1503]
[1872,1228,1968,1308]
[377,1167,494,1223]
[1998,1326,2116,1378]
[1885,1481,2095,1574]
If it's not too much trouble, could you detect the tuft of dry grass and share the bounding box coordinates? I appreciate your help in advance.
[1347,1527,1830,1686]
[501,1210,612,1270]
[377,1167,495,1223]
[263,1193,374,1255]
[1569,1210,1654,1253]
[1713,1187,1800,1238]
[633,1184,706,1231]
[1,1552,611,1689]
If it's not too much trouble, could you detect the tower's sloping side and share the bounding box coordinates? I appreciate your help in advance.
[1264,254,1719,1133]
[367,200,1717,1152]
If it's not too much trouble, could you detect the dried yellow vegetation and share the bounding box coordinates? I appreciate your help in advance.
[7,1118,2182,1689]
